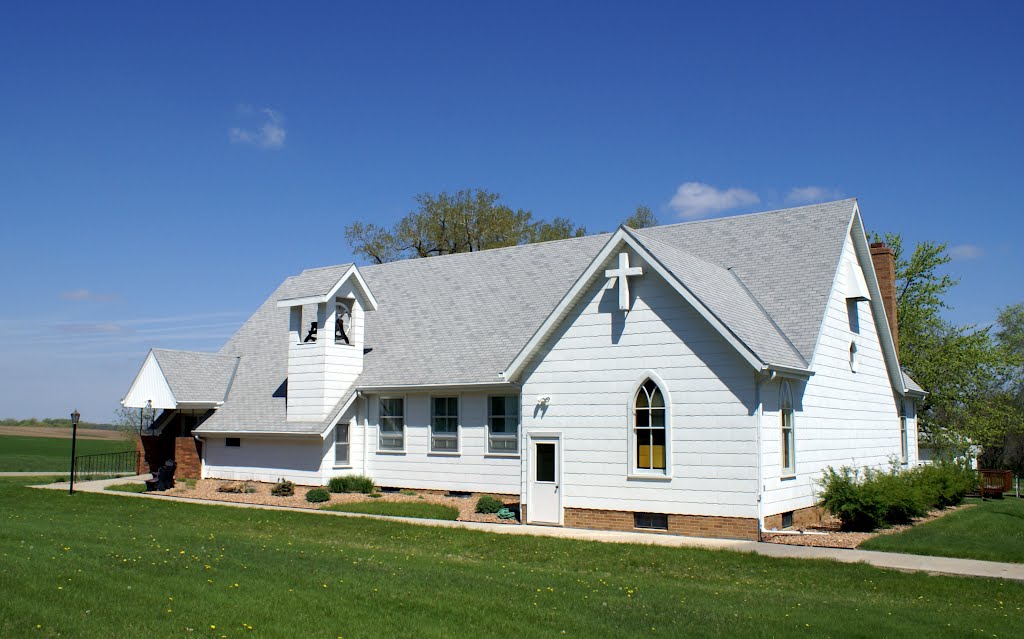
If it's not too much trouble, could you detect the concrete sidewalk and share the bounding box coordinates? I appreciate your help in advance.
[32,477,1024,582]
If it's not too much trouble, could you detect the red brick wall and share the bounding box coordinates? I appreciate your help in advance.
[561,507,759,541]
[870,242,899,354]
[763,504,823,531]
[174,437,202,479]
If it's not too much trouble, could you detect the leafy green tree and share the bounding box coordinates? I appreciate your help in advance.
[345,189,585,263]
[876,233,1021,449]
[624,205,658,229]
[532,216,587,243]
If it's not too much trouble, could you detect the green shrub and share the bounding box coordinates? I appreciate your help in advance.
[475,495,504,514]
[818,466,929,531]
[818,462,976,531]
[400,489,417,496]
[271,479,295,497]
[327,474,376,494]
[909,460,977,509]
[368,492,382,499]
[305,488,330,503]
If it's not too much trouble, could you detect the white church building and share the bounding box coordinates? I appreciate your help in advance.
[123,199,925,539]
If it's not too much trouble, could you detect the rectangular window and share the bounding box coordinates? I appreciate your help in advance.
[900,401,908,463]
[379,398,404,450]
[535,443,556,482]
[488,395,519,453]
[634,512,669,530]
[431,397,459,452]
[781,511,794,529]
[781,409,795,475]
[334,422,350,465]
[225,437,240,447]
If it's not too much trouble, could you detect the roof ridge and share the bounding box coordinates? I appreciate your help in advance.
[640,198,857,232]
[360,232,612,271]
[153,348,228,357]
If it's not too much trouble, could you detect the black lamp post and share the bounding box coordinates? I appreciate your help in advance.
[68,409,80,495]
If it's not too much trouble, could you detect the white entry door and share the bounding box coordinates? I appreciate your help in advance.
[529,436,561,524]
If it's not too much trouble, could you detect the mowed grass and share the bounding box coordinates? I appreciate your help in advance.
[0,434,129,472]
[324,500,459,520]
[860,497,1024,563]
[105,483,147,493]
[1,478,1022,638]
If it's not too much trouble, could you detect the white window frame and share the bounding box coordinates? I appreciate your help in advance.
[334,420,350,467]
[487,395,519,454]
[378,396,405,452]
[626,372,672,480]
[430,396,460,453]
[899,400,908,464]
[780,381,795,477]
[634,379,667,474]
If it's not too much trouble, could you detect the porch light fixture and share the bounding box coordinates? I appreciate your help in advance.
[68,409,80,495]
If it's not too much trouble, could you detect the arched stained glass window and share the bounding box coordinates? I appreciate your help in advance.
[635,379,666,471]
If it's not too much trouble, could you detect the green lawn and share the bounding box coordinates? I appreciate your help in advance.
[105,483,147,493]
[324,500,459,520]
[0,477,1022,638]
[860,497,1024,563]
[0,434,130,472]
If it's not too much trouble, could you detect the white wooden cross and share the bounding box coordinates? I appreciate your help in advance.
[605,252,643,311]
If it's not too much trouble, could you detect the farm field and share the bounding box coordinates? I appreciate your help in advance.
[0,435,129,472]
[860,497,1024,564]
[0,477,1021,638]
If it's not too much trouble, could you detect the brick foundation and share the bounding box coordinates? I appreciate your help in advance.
[762,504,823,531]
[560,507,759,541]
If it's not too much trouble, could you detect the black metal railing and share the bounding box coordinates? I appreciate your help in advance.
[73,450,140,483]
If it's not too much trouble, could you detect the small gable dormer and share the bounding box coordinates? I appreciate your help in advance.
[277,264,377,422]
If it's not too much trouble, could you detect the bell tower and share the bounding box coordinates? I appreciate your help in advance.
[277,265,377,422]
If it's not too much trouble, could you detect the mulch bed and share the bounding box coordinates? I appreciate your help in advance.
[762,503,975,548]
[155,479,520,524]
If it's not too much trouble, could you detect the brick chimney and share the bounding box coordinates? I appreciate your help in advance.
[869,242,899,355]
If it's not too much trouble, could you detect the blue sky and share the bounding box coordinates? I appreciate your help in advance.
[1,2,1021,421]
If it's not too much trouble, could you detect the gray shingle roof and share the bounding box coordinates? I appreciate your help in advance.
[186,199,873,435]
[151,349,238,404]
[637,199,857,362]
[357,234,610,387]
[629,230,807,369]
[277,264,353,301]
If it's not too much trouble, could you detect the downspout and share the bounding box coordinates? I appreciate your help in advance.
[754,373,764,541]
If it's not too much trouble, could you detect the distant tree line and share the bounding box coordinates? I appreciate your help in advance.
[0,417,117,430]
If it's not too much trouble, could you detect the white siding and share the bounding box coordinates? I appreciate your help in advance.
[123,351,176,409]
[286,282,365,422]
[362,392,521,494]
[520,248,760,519]
[203,436,334,485]
[761,231,913,519]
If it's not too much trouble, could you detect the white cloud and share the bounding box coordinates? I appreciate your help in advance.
[61,288,116,302]
[785,186,844,205]
[668,182,760,219]
[229,107,286,149]
[949,244,984,260]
